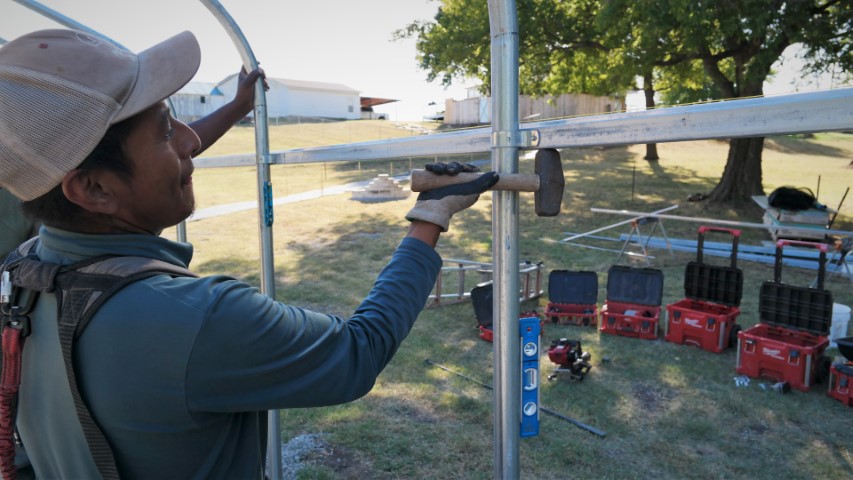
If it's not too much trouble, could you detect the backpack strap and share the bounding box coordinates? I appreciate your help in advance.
[55,256,197,340]
[2,247,196,480]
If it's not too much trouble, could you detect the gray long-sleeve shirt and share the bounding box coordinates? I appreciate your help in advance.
[16,226,441,479]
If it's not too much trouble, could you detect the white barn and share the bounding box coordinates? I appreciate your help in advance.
[169,82,226,122]
[216,74,361,121]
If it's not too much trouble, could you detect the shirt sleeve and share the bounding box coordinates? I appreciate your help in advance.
[185,237,442,412]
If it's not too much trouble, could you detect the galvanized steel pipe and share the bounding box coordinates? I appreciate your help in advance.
[198,2,281,479]
[488,1,521,478]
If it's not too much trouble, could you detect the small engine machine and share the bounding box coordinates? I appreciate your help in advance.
[547,338,592,381]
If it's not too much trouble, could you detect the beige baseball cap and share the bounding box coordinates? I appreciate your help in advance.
[0,29,201,201]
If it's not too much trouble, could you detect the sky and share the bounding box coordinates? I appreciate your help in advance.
[0,0,472,121]
[1,0,849,119]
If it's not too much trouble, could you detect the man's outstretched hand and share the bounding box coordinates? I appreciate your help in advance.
[406,162,498,232]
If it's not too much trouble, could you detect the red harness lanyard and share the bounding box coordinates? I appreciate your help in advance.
[0,277,35,480]
[0,325,25,480]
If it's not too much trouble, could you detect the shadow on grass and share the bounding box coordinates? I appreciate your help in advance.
[765,135,851,157]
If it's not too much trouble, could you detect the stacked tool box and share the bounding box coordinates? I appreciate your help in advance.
[736,240,834,392]
[599,265,664,340]
[545,270,598,326]
[827,336,853,407]
[665,227,743,353]
[762,204,830,242]
[471,282,495,342]
[471,281,540,342]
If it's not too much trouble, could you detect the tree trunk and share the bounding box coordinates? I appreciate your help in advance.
[642,71,659,161]
[707,136,765,205]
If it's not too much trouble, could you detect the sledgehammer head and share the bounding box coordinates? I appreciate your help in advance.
[534,148,565,216]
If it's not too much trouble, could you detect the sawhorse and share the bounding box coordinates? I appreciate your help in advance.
[615,216,673,265]
[827,236,852,282]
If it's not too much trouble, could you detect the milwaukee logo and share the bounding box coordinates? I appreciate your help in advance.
[686,318,701,328]
[762,347,784,360]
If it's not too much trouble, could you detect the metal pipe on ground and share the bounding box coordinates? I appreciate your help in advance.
[424,359,606,437]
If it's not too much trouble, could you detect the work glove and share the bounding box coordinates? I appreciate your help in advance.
[406,162,499,232]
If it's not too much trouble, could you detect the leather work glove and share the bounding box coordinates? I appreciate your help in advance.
[406,162,499,232]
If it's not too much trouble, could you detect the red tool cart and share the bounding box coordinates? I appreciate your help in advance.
[828,336,853,406]
[545,270,598,326]
[599,265,664,340]
[470,281,540,343]
[665,227,743,353]
[736,240,834,392]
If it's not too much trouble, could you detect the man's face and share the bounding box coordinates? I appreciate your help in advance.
[112,102,200,234]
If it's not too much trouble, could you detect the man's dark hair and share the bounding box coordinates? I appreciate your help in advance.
[21,117,138,228]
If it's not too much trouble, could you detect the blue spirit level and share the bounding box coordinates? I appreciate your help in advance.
[520,316,540,438]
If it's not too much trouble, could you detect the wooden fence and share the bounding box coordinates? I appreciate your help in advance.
[444,93,625,125]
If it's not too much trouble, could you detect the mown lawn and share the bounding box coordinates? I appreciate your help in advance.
[166,122,853,479]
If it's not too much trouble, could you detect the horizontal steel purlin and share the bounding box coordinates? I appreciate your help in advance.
[193,87,853,169]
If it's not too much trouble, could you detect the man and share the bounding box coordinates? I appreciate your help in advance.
[0,29,496,479]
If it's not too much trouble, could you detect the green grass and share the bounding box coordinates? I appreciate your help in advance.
[165,123,853,479]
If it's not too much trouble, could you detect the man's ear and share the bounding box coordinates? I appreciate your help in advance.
[61,169,119,214]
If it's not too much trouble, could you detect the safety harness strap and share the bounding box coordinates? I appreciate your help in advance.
[0,327,24,480]
[0,239,39,480]
[1,241,196,480]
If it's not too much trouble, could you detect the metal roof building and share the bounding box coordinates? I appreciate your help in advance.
[216,74,362,121]
[170,81,226,122]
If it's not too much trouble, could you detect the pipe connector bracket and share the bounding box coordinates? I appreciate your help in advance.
[492,129,540,148]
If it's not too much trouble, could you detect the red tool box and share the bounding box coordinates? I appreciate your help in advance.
[599,265,664,340]
[665,227,744,353]
[736,240,834,392]
[470,281,540,342]
[545,270,598,326]
[827,336,853,406]
[471,282,495,342]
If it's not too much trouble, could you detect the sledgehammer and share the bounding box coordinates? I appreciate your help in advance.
[409,148,565,216]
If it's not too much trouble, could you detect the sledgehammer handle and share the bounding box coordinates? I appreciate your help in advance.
[410,170,539,192]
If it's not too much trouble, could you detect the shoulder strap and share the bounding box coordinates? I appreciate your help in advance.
[55,256,196,340]
[0,237,39,273]
[4,250,196,480]
[53,256,196,480]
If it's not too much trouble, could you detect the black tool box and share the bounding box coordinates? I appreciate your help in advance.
[736,240,833,392]
[599,265,664,340]
[545,270,598,326]
[471,282,495,342]
[470,281,541,343]
[665,227,743,353]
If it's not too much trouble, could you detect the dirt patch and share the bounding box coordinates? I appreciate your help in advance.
[631,382,677,413]
[739,423,770,439]
[281,433,385,480]
[301,441,385,479]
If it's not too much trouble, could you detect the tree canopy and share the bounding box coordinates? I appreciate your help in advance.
[398,0,852,204]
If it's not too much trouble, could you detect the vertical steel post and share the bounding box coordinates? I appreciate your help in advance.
[176,222,188,244]
[488,1,521,478]
[198,2,281,479]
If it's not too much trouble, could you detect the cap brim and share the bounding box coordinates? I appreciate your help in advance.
[113,31,200,123]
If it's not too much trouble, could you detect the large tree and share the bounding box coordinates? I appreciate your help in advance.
[399,0,852,205]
